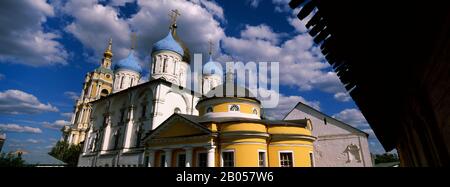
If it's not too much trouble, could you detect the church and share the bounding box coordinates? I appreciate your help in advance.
[62,10,371,167]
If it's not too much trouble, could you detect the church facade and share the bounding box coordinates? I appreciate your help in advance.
[62,10,371,167]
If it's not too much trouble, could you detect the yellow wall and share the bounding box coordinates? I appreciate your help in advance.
[219,122,266,133]
[268,144,314,167]
[198,99,260,116]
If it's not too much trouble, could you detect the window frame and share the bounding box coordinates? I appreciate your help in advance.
[177,153,186,167]
[278,151,295,167]
[221,149,235,167]
[196,151,208,167]
[258,149,267,167]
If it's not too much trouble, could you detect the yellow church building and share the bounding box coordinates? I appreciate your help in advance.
[143,81,317,167]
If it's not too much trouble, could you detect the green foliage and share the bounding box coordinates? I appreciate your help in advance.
[0,152,25,167]
[48,141,81,167]
[374,153,399,164]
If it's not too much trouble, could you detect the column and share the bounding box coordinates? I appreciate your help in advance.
[185,147,193,167]
[123,106,135,151]
[101,118,111,152]
[147,150,155,167]
[164,149,173,167]
[207,146,216,167]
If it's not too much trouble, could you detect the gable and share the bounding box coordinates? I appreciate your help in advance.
[284,103,367,137]
[157,121,208,138]
[146,114,211,140]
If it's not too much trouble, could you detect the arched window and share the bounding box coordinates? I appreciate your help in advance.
[120,76,125,89]
[100,89,109,99]
[174,107,181,114]
[206,107,213,113]
[253,108,258,115]
[163,58,168,73]
[229,104,240,112]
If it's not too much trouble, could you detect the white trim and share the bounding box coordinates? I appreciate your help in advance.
[196,150,207,167]
[220,149,235,167]
[309,151,315,167]
[257,149,267,167]
[278,150,295,167]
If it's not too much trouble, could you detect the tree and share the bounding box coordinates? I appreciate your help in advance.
[0,152,25,167]
[374,153,399,164]
[48,141,81,167]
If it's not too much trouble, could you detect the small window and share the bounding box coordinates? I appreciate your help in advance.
[206,107,213,113]
[198,153,208,167]
[177,154,186,167]
[222,151,234,167]
[174,107,181,114]
[280,152,293,167]
[324,117,327,125]
[229,104,240,112]
[258,151,266,167]
[309,152,315,167]
[253,108,258,115]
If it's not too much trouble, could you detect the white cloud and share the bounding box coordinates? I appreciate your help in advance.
[26,139,41,144]
[334,92,351,102]
[42,120,70,130]
[263,91,320,120]
[64,91,79,100]
[241,24,282,45]
[332,108,369,128]
[247,0,261,8]
[271,0,291,12]
[0,124,42,134]
[222,27,345,94]
[0,0,68,66]
[0,90,58,115]
[60,112,73,119]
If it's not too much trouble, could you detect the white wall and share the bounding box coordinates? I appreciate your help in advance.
[285,105,373,167]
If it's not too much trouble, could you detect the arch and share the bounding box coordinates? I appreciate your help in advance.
[164,90,191,112]
[100,89,109,99]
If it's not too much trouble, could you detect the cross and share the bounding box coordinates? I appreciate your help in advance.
[130,32,137,49]
[169,9,181,26]
[208,39,214,55]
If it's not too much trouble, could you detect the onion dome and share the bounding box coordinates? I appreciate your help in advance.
[152,30,184,57]
[114,50,142,73]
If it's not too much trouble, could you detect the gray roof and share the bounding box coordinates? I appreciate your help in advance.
[22,153,67,166]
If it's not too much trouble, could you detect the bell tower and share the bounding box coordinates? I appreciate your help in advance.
[63,39,114,145]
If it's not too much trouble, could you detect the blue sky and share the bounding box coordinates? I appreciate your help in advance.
[0,0,387,163]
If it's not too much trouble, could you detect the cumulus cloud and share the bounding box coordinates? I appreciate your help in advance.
[334,92,351,102]
[26,139,41,144]
[240,24,282,45]
[42,120,70,130]
[247,0,261,8]
[60,112,73,119]
[263,92,320,120]
[64,91,79,101]
[0,90,58,115]
[0,0,68,66]
[0,124,42,134]
[222,26,345,94]
[332,108,369,128]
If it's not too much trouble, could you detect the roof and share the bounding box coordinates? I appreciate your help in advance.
[285,101,368,136]
[152,30,184,57]
[22,153,67,166]
[200,82,259,104]
[114,50,142,73]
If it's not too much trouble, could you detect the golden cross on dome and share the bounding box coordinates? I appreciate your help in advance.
[169,9,181,26]
[130,32,137,50]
